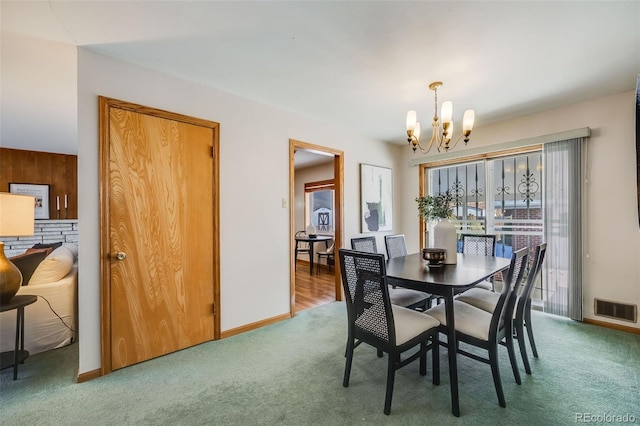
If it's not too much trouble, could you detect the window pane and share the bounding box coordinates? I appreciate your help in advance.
[426,152,545,305]
[429,161,485,234]
[306,190,334,233]
[490,153,543,258]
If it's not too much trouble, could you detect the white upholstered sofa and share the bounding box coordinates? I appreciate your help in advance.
[0,244,78,355]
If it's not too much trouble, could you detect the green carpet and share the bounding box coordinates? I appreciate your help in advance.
[1,302,639,425]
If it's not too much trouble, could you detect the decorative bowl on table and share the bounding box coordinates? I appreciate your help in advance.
[422,248,446,267]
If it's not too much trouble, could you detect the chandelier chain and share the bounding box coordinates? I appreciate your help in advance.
[433,86,438,122]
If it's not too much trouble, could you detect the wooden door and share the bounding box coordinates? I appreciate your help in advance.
[100,98,219,372]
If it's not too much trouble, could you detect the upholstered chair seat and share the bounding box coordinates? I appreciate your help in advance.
[473,280,494,291]
[390,305,441,345]
[456,287,500,313]
[425,300,493,341]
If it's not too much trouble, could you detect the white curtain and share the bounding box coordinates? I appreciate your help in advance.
[543,138,583,320]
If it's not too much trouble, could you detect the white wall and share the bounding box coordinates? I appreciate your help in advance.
[77,49,399,374]
[77,50,639,376]
[399,90,640,329]
[1,33,77,154]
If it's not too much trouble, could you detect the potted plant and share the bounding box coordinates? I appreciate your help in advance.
[415,190,457,264]
[415,190,454,223]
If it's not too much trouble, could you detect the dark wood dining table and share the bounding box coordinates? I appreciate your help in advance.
[385,252,511,417]
[295,234,332,275]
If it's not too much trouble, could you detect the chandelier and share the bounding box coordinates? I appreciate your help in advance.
[405,81,475,154]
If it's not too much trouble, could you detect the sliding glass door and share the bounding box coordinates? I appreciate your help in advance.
[427,151,545,303]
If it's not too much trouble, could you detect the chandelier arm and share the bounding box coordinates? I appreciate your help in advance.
[419,122,442,154]
[414,137,431,154]
[447,134,466,151]
[409,121,441,154]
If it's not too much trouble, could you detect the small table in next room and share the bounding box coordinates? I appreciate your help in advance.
[294,234,332,275]
[1,294,37,380]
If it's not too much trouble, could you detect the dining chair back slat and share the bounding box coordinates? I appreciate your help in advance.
[350,236,377,253]
[384,234,407,259]
[461,234,497,256]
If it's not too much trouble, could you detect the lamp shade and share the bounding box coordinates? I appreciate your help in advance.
[441,101,453,124]
[406,110,417,131]
[0,193,35,237]
[463,109,475,132]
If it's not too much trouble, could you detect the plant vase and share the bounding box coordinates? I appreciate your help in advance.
[433,219,457,264]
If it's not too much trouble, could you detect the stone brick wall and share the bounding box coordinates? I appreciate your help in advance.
[0,219,78,257]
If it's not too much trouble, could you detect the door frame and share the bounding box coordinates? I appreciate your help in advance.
[289,139,344,312]
[98,97,221,376]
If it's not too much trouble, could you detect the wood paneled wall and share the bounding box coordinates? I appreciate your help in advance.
[0,148,78,219]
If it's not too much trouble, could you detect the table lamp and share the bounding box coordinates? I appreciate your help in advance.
[0,192,35,304]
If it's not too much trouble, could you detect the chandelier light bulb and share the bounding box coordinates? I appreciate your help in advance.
[463,109,475,132]
[441,101,453,124]
[414,122,421,142]
[406,110,417,131]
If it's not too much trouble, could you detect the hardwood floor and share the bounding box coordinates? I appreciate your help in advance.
[295,260,336,313]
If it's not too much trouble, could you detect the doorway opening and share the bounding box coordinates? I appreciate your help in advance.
[289,139,344,314]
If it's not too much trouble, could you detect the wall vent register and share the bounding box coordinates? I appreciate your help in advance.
[594,299,637,323]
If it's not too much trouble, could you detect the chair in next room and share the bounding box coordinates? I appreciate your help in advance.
[294,230,310,271]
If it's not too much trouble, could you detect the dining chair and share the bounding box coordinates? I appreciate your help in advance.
[351,237,430,311]
[456,243,547,375]
[338,248,440,415]
[461,233,497,256]
[385,234,438,309]
[350,236,378,253]
[514,243,546,374]
[425,247,528,408]
[384,234,407,259]
[316,242,335,275]
[461,234,498,290]
[294,230,310,271]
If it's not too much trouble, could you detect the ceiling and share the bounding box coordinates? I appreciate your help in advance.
[1,1,639,157]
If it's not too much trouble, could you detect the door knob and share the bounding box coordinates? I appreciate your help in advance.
[115,252,127,261]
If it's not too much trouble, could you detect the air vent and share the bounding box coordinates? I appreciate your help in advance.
[594,299,637,323]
